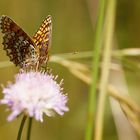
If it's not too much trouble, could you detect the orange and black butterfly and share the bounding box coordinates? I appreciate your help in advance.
[0,15,52,68]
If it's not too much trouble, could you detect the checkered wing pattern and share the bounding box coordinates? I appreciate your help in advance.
[33,15,52,63]
[0,15,36,67]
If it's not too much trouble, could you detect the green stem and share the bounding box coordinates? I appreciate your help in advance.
[94,0,117,140]
[17,115,27,140]
[85,0,106,140]
[26,117,33,140]
[50,51,93,60]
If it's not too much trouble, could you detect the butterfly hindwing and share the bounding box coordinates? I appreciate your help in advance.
[33,15,52,63]
[0,15,36,67]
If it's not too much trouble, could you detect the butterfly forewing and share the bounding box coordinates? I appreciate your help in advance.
[0,15,37,67]
[33,15,52,63]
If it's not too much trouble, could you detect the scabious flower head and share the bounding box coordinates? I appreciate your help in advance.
[0,71,69,122]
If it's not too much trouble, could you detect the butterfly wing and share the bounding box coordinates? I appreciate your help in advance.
[32,15,52,63]
[0,15,37,67]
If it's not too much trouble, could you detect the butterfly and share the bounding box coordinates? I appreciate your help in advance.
[0,15,52,68]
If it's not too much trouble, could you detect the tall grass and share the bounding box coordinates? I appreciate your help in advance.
[85,0,106,139]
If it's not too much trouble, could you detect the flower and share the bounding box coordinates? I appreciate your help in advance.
[0,71,69,122]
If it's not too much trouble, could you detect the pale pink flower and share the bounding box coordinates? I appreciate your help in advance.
[0,71,69,122]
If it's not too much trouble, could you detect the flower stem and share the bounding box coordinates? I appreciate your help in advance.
[85,0,106,140]
[26,117,33,140]
[17,115,27,140]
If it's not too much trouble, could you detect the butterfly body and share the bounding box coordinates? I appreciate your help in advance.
[0,15,52,68]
